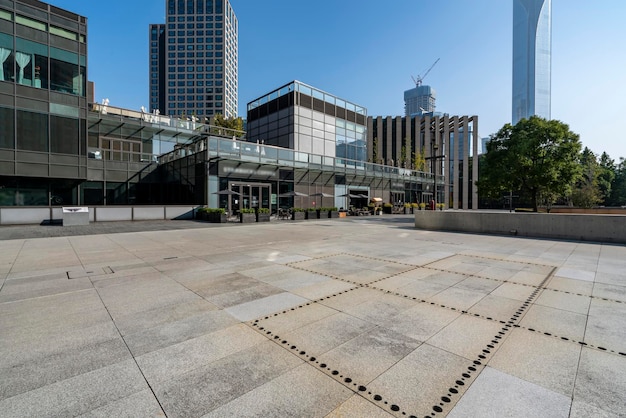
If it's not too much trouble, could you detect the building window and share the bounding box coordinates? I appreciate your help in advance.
[17,110,48,152]
[50,116,79,155]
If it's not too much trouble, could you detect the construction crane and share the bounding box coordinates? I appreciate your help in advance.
[412,58,440,87]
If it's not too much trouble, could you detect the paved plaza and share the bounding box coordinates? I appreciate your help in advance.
[0,216,625,417]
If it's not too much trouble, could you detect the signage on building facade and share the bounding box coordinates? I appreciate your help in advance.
[219,162,279,180]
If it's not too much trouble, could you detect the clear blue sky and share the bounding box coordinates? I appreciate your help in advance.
[50,0,626,160]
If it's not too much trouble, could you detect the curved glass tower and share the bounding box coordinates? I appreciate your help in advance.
[512,0,551,125]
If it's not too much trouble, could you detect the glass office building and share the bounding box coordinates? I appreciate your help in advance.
[150,0,238,119]
[247,81,367,165]
[512,0,551,125]
[0,0,88,206]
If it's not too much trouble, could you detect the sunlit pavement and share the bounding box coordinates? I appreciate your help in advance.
[1,216,624,417]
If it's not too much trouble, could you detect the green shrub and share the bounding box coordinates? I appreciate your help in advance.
[328,207,338,211]
[307,207,317,212]
[291,207,305,212]
[411,203,418,208]
[240,208,255,214]
[198,207,225,214]
[383,203,393,208]
[257,208,270,214]
[404,203,412,208]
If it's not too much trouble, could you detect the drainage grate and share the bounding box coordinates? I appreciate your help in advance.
[67,266,114,279]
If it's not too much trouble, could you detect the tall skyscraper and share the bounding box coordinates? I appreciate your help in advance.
[512,0,551,125]
[150,0,238,119]
[404,85,436,117]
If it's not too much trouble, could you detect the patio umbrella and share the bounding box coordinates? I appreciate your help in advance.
[309,192,334,208]
[339,193,362,198]
[213,189,241,195]
[278,191,308,197]
[278,191,308,208]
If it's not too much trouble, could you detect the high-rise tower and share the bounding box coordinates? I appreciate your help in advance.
[404,85,436,117]
[512,0,551,125]
[150,0,238,119]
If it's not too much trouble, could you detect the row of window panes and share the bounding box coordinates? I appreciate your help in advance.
[168,109,215,116]
[0,9,85,43]
[167,74,223,80]
[167,52,224,59]
[167,45,224,52]
[167,26,220,32]
[168,95,221,100]
[167,80,223,86]
[166,102,222,107]
[0,107,83,154]
[167,37,222,43]
[0,36,86,96]
[167,16,224,23]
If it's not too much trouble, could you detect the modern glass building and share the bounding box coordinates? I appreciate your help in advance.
[150,0,238,119]
[247,81,368,165]
[0,0,88,206]
[512,0,551,125]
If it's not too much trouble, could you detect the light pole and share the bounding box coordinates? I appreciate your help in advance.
[425,143,446,209]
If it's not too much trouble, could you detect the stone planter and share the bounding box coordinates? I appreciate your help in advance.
[197,211,227,223]
[291,211,306,220]
[256,213,270,222]
[306,211,317,219]
[240,213,256,223]
[329,211,340,218]
[317,210,329,219]
[207,212,228,223]
[383,206,392,214]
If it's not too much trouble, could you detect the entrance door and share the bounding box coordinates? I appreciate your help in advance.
[230,182,272,214]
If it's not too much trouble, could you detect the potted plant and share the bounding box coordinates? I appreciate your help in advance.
[411,203,418,214]
[382,203,393,214]
[306,207,318,219]
[437,203,445,211]
[403,203,412,214]
[419,202,426,211]
[291,207,306,220]
[256,207,270,222]
[196,207,227,223]
[329,207,340,218]
[317,207,330,219]
[239,208,256,223]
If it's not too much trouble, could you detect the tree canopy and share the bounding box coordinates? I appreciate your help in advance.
[212,113,244,132]
[477,116,582,211]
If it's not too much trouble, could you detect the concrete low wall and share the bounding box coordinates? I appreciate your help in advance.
[414,210,626,244]
[0,206,197,226]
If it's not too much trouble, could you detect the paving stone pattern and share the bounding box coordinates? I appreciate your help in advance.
[0,216,625,417]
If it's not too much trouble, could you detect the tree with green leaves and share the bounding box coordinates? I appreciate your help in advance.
[413,148,426,171]
[598,152,616,205]
[571,147,603,208]
[212,113,244,133]
[608,157,626,206]
[476,116,582,212]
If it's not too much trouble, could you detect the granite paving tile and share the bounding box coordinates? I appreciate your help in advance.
[325,395,395,418]
[153,340,302,418]
[381,303,461,342]
[573,348,626,416]
[136,324,266,384]
[201,364,352,418]
[282,312,376,356]
[224,292,310,321]
[488,329,581,397]
[367,343,472,417]
[317,327,421,384]
[447,367,571,418]
[123,309,239,356]
[426,314,505,361]
[0,359,147,418]
[77,389,165,418]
